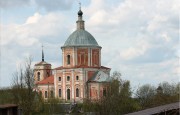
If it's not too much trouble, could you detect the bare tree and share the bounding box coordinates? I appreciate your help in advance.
[11,57,42,115]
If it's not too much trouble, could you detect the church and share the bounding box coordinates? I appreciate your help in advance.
[33,7,111,103]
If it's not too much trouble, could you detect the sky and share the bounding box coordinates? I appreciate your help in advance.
[0,0,179,89]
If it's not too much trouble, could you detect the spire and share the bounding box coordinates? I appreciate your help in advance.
[42,44,44,61]
[76,2,85,30]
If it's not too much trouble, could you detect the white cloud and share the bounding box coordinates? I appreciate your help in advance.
[1,12,68,47]
[0,11,70,86]
[84,0,179,87]
[22,12,67,38]
[120,40,150,60]
[26,13,42,24]
[0,0,179,87]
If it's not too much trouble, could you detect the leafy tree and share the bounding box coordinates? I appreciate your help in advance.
[0,87,13,104]
[135,84,156,108]
[82,71,140,115]
[99,78,140,115]
[159,82,178,96]
[135,82,180,109]
[152,82,180,106]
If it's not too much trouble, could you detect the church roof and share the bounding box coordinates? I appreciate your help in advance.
[36,75,54,85]
[54,66,111,70]
[62,7,100,48]
[63,29,100,47]
[35,61,51,66]
[89,71,111,82]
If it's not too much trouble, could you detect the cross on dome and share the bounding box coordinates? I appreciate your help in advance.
[79,1,81,10]
[78,1,83,16]
[42,44,44,61]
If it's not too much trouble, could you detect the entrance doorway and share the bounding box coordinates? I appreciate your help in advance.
[67,89,70,100]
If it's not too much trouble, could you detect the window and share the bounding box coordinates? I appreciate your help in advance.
[79,53,87,65]
[67,76,70,81]
[76,76,79,81]
[67,55,70,65]
[59,89,61,97]
[81,53,85,65]
[47,72,49,77]
[58,77,61,81]
[50,90,53,98]
[37,72,40,81]
[76,88,79,97]
[45,91,48,98]
[103,88,106,97]
[67,89,70,100]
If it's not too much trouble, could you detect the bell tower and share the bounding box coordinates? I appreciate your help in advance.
[34,45,52,83]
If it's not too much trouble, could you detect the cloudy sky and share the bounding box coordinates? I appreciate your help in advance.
[0,0,179,88]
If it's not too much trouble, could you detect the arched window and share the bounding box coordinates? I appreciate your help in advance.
[59,89,61,97]
[45,91,48,98]
[76,76,79,81]
[67,76,70,81]
[67,55,70,65]
[37,72,40,81]
[76,88,79,97]
[59,77,61,81]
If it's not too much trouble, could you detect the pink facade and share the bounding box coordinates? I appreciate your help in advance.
[34,8,111,102]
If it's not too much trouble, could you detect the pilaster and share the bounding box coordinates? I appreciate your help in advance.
[62,70,65,99]
[54,70,57,97]
[88,48,90,66]
[71,70,74,100]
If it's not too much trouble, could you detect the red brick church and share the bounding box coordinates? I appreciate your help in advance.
[34,7,111,102]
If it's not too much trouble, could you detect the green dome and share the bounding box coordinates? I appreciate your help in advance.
[63,29,99,47]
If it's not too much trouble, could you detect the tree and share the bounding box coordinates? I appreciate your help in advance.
[135,84,156,108]
[99,71,139,115]
[159,82,178,96]
[152,82,180,106]
[0,87,13,104]
[135,82,180,109]
[11,57,42,115]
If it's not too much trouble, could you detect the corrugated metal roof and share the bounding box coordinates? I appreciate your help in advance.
[54,66,111,70]
[63,29,99,47]
[89,71,111,82]
[126,102,180,115]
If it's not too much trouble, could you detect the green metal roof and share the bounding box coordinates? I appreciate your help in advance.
[89,71,111,82]
[63,29,99,47]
